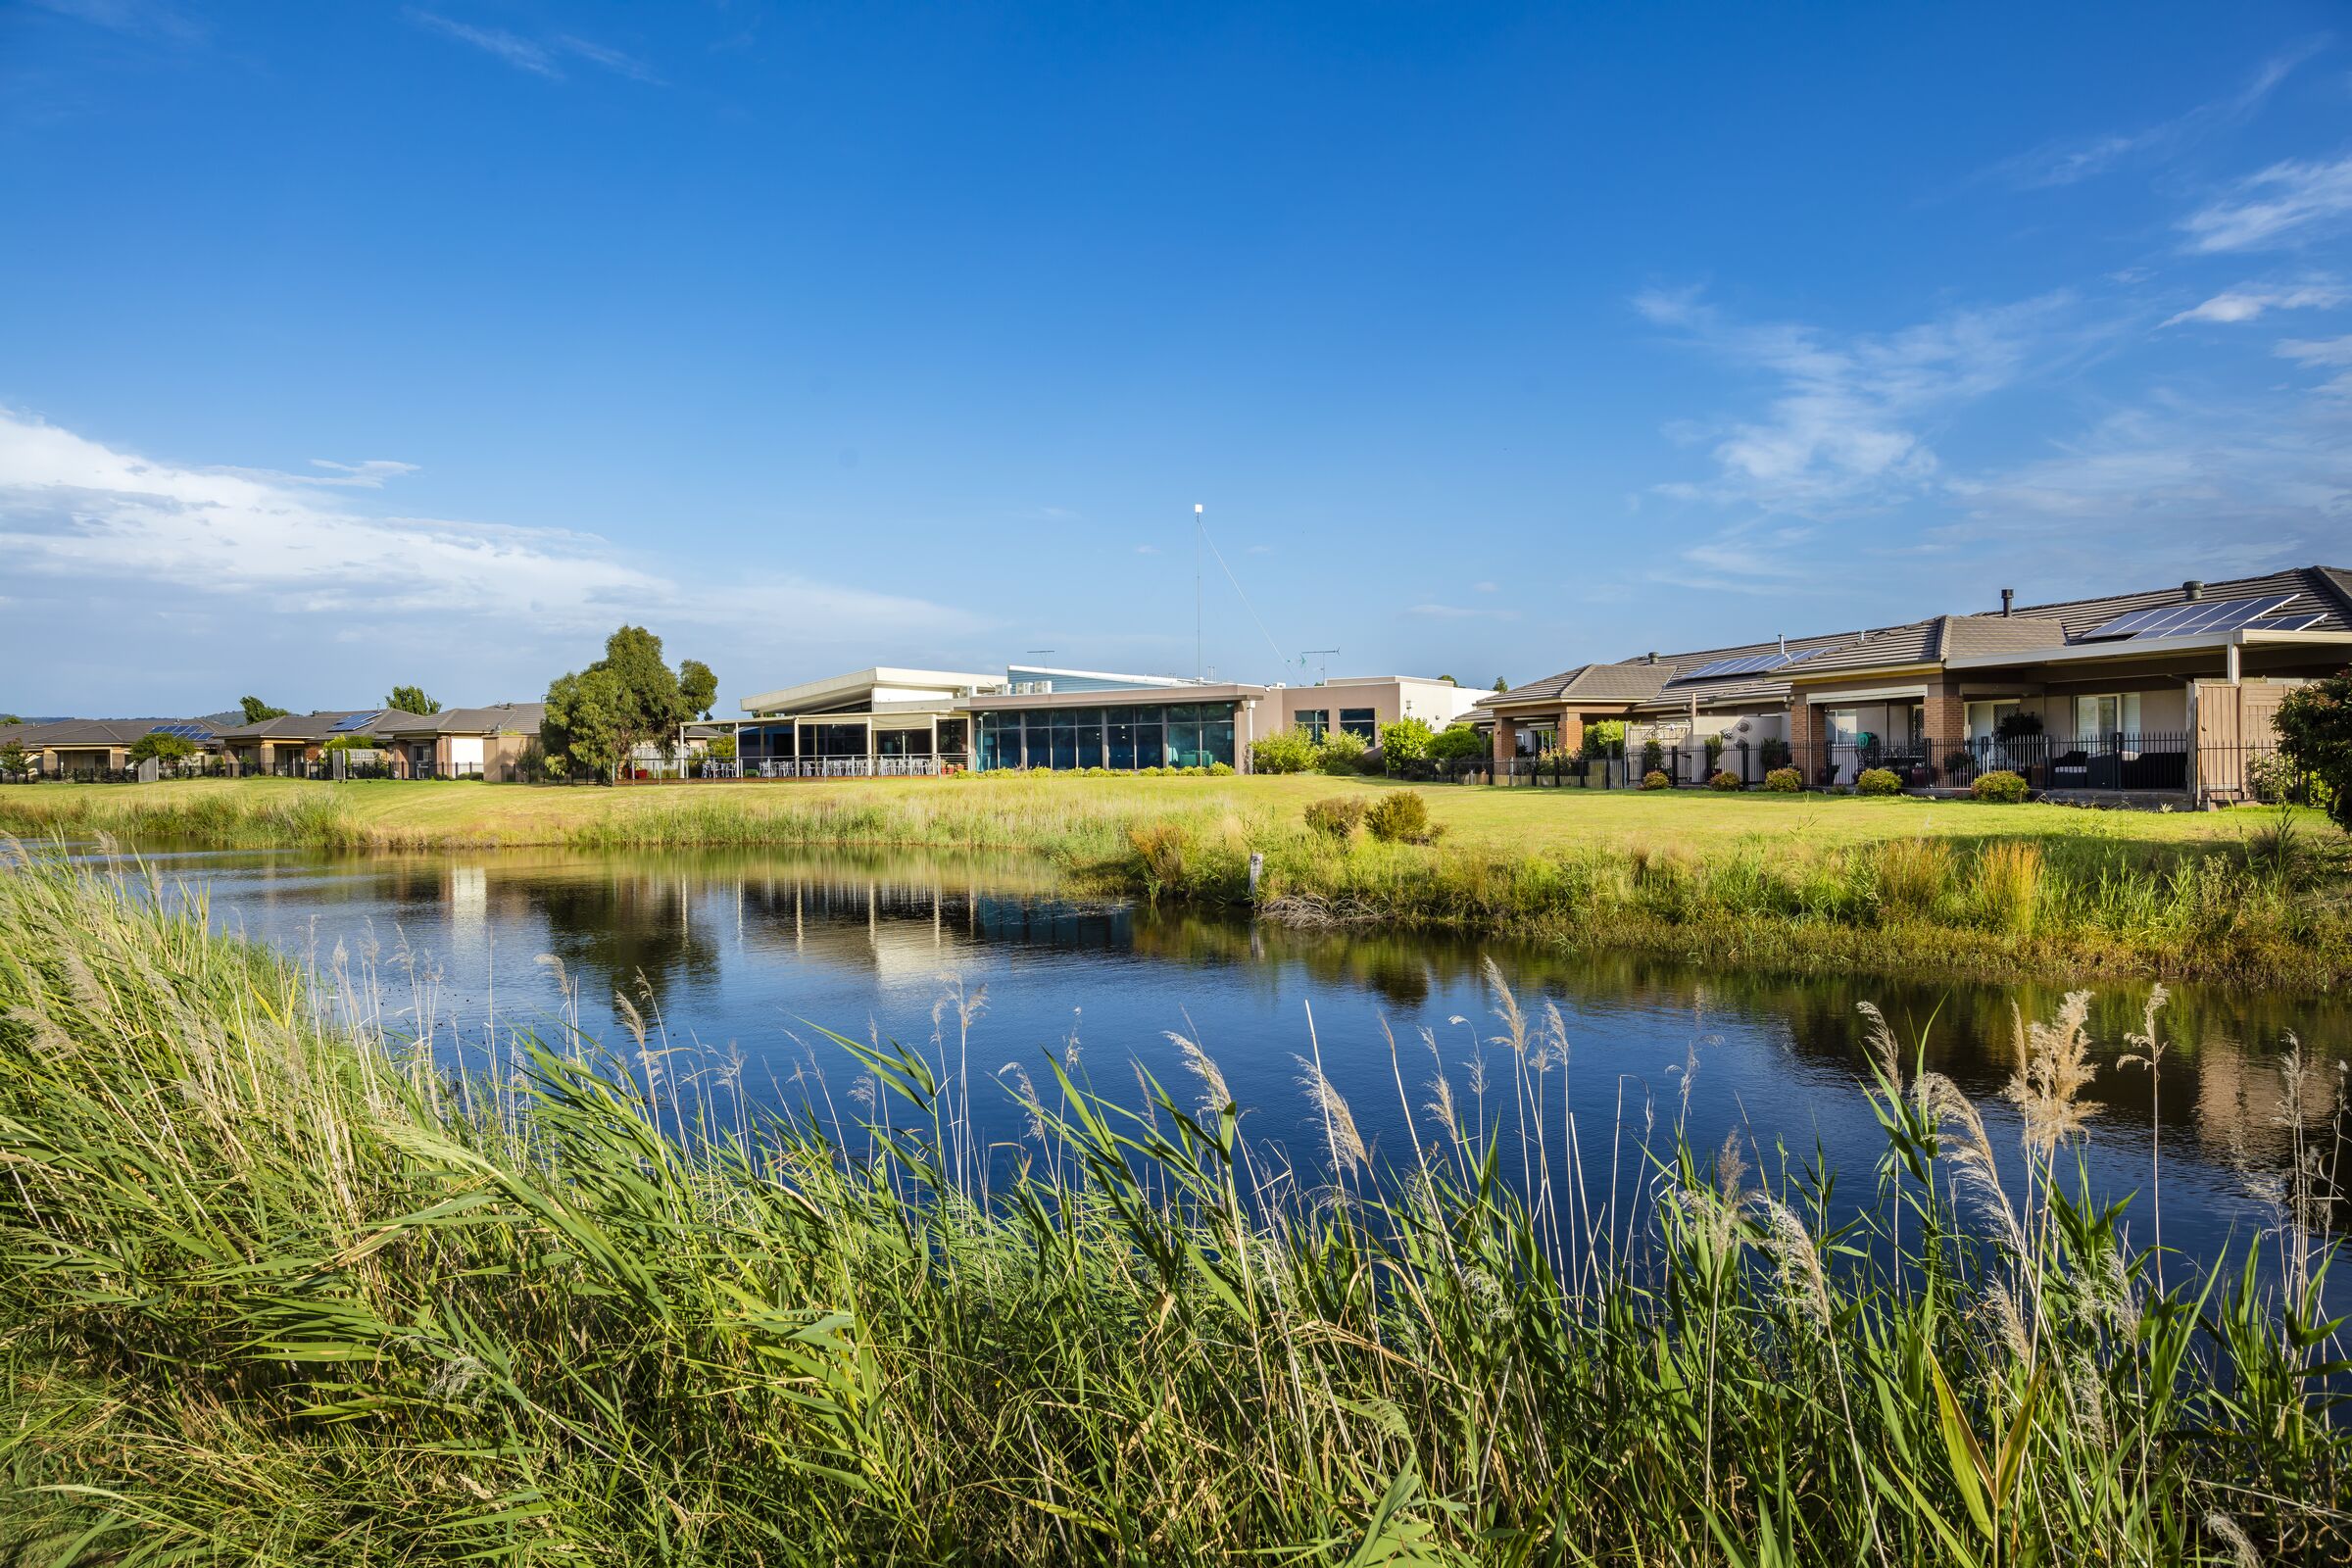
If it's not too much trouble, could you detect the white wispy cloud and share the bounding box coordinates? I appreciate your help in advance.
[1984,41,2321,189]
[1634,286,2059,515]
[406,10,661,84]
[0,408,978,640]
[1471,580,1498,593]
[1133,543,1160,555]
[2278,334,2352,365]
[2180,153,2352,252]
[26,0,203,43]
[1943,397,2352,568]
[2161,279,2346,325]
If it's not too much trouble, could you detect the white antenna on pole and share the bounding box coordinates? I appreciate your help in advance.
[1194,504,1204,679]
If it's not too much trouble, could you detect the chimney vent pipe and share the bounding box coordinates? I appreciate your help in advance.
[2000,587,2015,617]
[2182,579,2204,601]
[1645,651,1658,665]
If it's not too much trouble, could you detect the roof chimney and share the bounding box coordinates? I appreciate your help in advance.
[2000,587,2014,617]
[1645,651,1658,665]
[2182,579,2204,602]
[1777,632,1788,657]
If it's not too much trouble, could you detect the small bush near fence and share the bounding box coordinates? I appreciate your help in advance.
[1856,767,1901,797]
[1764,766,1801,792]
[1304,796,1367,839]
[1640,770,1670,791]
[1972,769,2029,804]
[1708,769,1742,792]
[1364,791,1442,845]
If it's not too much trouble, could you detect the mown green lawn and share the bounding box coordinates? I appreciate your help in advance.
[0,771,2321,861]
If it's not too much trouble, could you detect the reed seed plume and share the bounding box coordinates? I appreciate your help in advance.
[2008,989,2101,1154]
[1292,1052,1369,1178]
[1167,1029,1231,1118]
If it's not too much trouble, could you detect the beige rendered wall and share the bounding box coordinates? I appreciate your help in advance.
[1275,677,1479,737]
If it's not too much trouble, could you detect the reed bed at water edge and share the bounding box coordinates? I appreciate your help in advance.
[2,779,2346,985]
[0,849,2347,1563]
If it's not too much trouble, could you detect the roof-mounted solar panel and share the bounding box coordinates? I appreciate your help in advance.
[2079,594,2295,642]
[329,710,383,732]
[1672,644,1831,683]
[2247,612,2325,633]
[147,723,214,740]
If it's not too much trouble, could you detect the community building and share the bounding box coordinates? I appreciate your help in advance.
[1477,565,2352,806]
[717,664,1477,774]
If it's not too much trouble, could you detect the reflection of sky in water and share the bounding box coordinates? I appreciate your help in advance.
[121,844,2350,1286]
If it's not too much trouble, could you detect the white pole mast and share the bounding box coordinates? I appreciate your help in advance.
[1194,503,1204,679]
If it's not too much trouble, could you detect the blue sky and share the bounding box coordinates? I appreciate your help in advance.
[4,1,2349,714]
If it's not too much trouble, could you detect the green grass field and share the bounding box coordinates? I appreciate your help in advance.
[0,770,2312,856]
[3,774,2345,986]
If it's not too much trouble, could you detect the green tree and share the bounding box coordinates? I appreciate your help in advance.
[240,696,291,723]
[0,714,22,726]
[127,731,198,765]
[1435,676,1455,687]
[322,732,377,753]
[0,740,29,777]
[1379,715,1437,763]
[542,667,632,781]
[706,732,738,762]
[385,685,441,715]
[586,627,717,762]
[1313,728,1369,775]
[1492,676,1508,693]
[2275,671,2352,831]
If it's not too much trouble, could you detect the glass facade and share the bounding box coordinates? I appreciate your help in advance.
[975,702,1237,770]
[1294,709,1328,740]
[1339,708,1377,742]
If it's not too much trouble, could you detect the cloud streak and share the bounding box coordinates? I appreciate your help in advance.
[2161,279,2346,326]
[405,10,662,84]
[2180,153,2352,252]
[1984,41,2322,189]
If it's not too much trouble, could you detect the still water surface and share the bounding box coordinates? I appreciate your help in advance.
[126,844,2349,1277]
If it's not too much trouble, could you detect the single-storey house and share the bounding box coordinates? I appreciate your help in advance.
[215,709,429,774]
[371,703,546,781]
[0,717,220,778]
[1478,565,2352,805]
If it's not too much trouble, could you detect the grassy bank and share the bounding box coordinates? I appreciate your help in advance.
[0,856,2343,1562]
[3,775,2347,987]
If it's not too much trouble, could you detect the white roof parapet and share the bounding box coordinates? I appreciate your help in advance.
[739,666,1004,715]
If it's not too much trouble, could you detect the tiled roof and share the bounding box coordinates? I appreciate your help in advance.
[215,709,419,741]
[1,717,218,747]
[1477,564,2352,719]
[376,703,546,736]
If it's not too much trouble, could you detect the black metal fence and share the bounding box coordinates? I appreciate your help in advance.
[1791,733,2194,793]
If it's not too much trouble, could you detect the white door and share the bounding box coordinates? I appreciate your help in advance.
[450,737,485,773]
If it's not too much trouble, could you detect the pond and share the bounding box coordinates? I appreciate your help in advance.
[106,843,2351,1282]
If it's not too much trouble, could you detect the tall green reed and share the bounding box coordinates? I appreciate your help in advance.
[0,847,2344,1563]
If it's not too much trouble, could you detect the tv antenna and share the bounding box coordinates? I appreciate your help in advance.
[1193,503,1204,679]
[1303,648,1339,685]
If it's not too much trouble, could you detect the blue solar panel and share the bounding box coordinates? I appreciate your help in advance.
[329,710,383,732]
[147,723,214,740]
[2248,612,2324,632]
[2081,594,2294,642]
[1674,645,1830,683]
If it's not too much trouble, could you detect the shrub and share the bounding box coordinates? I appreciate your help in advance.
[1972,769,2029,804]
[1587,719,1627,759]
[1380,716,1437,765]
[1641,739,1664,773]
[1303,796,1367,839]
[1250,727,1319,775]
[1129,822,1189,889]
[2275,671,2352,831]
[1994,710,2044,742]
[1759,736,1791,770]
[1314,729,1368,775]
[1426,723,1486,763]
[1708,769,1742,791]
[1703,735,1725,769]
[1972,841,2042,933]
[1363,791,1442,845]
[1764,766,1801,792]
[1856,767,1901,797]
[1641,770,1670,791]
[1206,760,1234,776]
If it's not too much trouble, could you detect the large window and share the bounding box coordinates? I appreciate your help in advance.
[975,703,1227,770]
[1295,709,1329,740]
[1340,708,1377,743]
